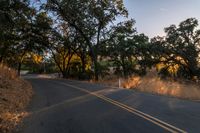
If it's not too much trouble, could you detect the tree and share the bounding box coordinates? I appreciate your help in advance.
[0,0,30,63]
[106,20,136,77]
[132,34,151,75]
[14,11,52,75]
[151,18,200,79]
[46,0,128,80]
[0,0,53,75]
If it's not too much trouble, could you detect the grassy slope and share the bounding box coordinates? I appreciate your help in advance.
[94,69,200,100]
[0,65,33,133]
[122,70,200,100]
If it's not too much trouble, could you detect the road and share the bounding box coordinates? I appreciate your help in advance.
[19,77,200,133]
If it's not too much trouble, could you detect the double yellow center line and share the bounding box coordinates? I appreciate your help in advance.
[58,82,187,133]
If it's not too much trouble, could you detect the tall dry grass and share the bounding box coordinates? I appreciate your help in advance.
[0,64,18,80]
[122,69,200,100]
[0,64,33,133]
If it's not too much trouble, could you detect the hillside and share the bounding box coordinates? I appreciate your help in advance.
[0,65,33,133]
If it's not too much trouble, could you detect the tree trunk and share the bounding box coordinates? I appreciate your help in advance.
[17,62,21,76]
[122,65,127,78]
[95,63,98,80]
[0,56,3,63]
[80,55,86,73]
[93,55,99,81]
[87,43,99,81]
[62,71,68,78]
[121,58,127,78]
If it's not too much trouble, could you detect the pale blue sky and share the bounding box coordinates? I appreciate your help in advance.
[124,0,200,37]
[32,0,200,38]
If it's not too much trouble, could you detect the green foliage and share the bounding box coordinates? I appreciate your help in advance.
[0,0,52,75]
[46,0,129,80]
[151,18,200,79]
[1,0,200,81]
[104,20,150,77]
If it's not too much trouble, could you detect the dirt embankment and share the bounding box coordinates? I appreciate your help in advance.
[0,65,33,133]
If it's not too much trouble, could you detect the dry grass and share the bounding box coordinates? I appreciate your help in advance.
[88,75,123,87]
[93,69,200,100]
[0,64,33,133]
[122,69,200,100]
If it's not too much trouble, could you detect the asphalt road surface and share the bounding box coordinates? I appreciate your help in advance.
[19,77,200,133]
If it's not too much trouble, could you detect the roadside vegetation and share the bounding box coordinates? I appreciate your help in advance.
[121,70,200,100]
[0,0,200,113]
[0,64,33,133]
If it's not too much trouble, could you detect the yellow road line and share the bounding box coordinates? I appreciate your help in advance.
[33,87,114,114]
[100,95,185,133]
[57,82,187,133]
[33,94,92,114]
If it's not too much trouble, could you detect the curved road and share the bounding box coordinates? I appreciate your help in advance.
[19,77,200,133]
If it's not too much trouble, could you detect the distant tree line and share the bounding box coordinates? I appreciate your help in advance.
[0,0,52,75]
[0,0,200,81]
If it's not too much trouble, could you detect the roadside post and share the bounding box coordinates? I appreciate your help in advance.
[119,78,121,88]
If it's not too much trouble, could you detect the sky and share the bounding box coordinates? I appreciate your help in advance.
[32,0,200,38]
[123,0,200,38]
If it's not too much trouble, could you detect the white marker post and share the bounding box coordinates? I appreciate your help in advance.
[119,78,121,88]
